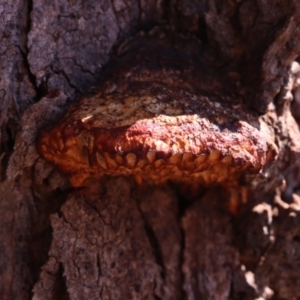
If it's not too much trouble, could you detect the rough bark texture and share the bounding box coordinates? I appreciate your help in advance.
[2,0,300,300]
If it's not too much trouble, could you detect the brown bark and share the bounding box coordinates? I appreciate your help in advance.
[2,0,300,299]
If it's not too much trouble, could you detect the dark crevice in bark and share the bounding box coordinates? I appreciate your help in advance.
[137,0,143,28]
[96,253,101,283]
[50,66,82,95]
[197,15,209,44]
[20,0,40,101]
[178,214,186,300]
[52,263,70,300]
[28,185,71,293]
[144,223,166,279]
[26,0,33,38]
[35,80,51,100]
[245,16,291,113]
[229,276,235,300]
[139,22,164,34]
[18,47,39,96]
[110,1,122,35]
[0,118,19,182]
[173,185,204,300]
[136,200,166,281]
[135,1,165,33]
[229,1,244,38]
[162,0,172,24]
[172,183,206,218]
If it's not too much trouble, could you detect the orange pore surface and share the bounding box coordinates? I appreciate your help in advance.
[38,92,268,187]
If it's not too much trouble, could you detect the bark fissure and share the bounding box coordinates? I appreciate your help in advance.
[137,200,167,280]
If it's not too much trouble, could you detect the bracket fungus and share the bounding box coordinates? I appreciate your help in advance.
[38,30,271,188]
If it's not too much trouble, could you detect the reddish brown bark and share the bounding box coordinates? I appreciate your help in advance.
[1,1,300,299]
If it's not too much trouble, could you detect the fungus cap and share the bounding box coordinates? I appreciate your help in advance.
[38,31,270,187]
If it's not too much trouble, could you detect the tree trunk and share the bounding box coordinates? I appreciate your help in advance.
[2,0,300,299]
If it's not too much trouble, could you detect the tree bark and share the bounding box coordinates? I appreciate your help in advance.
[2,0,300,299]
